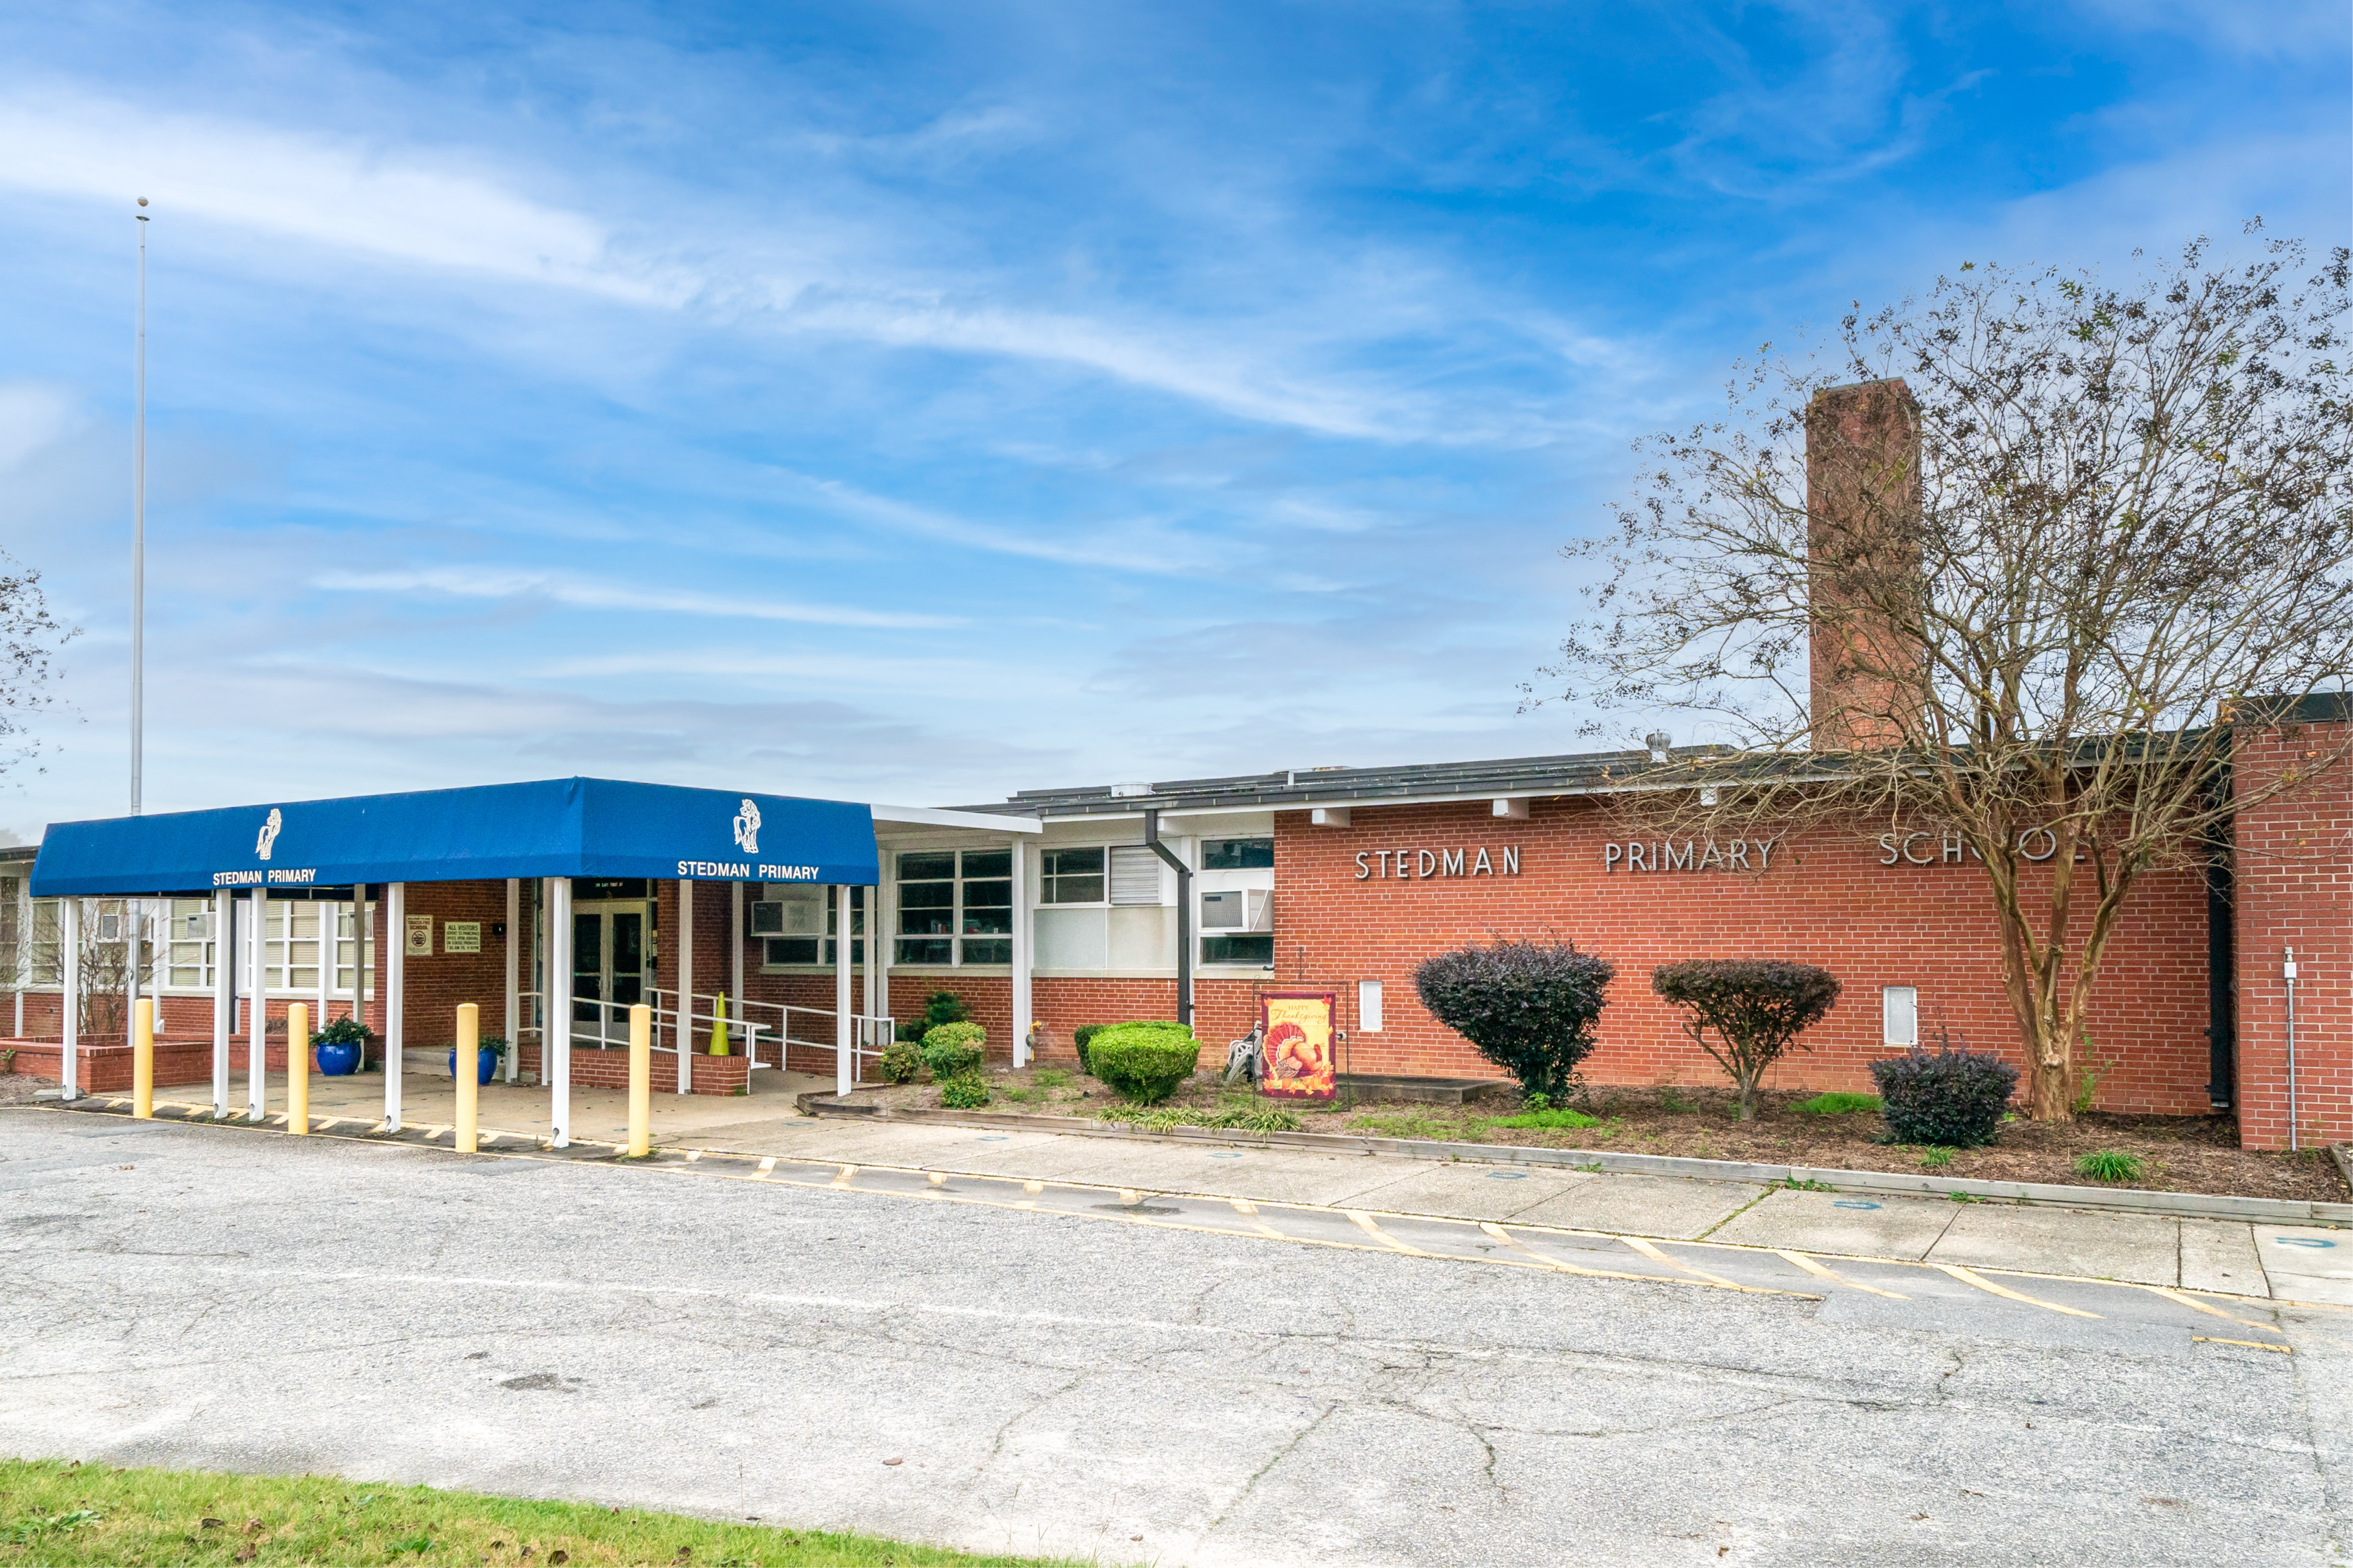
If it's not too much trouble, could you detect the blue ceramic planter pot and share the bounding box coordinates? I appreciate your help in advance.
[316,1041,361,1077]
[448,1047,499,1085]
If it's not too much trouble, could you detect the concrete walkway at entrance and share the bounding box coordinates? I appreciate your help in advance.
[142,1067,2348,1305]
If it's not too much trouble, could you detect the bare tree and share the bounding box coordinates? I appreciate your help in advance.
[0,548,73,779]
[1541,230,2353,1120]
[77,904,155,1040]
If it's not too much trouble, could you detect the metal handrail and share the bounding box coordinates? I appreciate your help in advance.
[519,987,893,1081]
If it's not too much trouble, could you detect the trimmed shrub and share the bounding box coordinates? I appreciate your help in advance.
[1651,960,1842,1121]
[1412,939,1615,1104]
[878,1040,923,1085]
[1871,1046,2019,1148]
[923,991,970,1030]
[939,1076,991,1109]
[921,1021,988,1080]
[1088,1022,1200,1104]
[1073,1022,1109,1075]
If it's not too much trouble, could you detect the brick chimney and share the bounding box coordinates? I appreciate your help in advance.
[1806,378,1923,749]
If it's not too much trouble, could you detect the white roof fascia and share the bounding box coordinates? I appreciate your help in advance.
[873,803,1044,835]
[999,771,1854,823]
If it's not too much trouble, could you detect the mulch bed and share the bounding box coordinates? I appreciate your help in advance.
[0,1072,53,1107]
[842,1066,2352,1204]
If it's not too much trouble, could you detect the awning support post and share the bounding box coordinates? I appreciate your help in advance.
[1010,837,1031,1069]
[677,879,694,1094]
[211,890,230,1117]
[503,878,519,1083]
[547,875,572,1146]
[384,883,404,1131]
[731,879,744,1064]
[59,898,79,1101]
[247,886,267,1120]
[834,884,853,1096]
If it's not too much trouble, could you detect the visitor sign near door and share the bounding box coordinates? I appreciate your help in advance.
[1258,990,1337,1101]
[443,921,482,954]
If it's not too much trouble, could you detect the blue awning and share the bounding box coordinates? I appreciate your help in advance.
[29,777,880,897]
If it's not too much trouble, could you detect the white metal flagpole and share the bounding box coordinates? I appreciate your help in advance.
[132,198,148,817]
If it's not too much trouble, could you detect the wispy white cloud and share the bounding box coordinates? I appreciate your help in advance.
[312,568,959,630]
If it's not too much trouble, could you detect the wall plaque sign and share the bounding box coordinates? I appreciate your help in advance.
[404,914,433,956]
[443,920,483,955]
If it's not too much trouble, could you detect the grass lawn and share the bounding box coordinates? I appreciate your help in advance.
[0,1459,1086,1567]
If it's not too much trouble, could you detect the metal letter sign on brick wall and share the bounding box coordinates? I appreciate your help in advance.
[1604,838,1782,873]
[1352,846,1520,881]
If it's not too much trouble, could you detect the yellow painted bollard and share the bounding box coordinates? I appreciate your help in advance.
[627,1002,651,1157]
[710,993,730,1056]
[454,1002,479,1154]
[132,997,155,1119]
[287,1002,310,1135]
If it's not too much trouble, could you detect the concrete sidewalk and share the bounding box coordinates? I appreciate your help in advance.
[661,1112,2349,1303]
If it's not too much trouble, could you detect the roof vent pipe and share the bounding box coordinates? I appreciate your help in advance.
[1142,809,1193,1029]
[1645,732,1673,764]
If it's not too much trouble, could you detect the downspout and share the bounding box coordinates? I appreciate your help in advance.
[2283,948,2300,1152]
[1141,809,1192,1029]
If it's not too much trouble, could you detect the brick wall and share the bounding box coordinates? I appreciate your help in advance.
[2231,717,2353,1150]
[1272,797,2215,1113]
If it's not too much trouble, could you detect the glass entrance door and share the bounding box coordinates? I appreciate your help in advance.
[572,902,651,1046]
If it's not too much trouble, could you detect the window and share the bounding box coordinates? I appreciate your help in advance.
[896,850,1010,966]
[1201,837,1274,870]
[1040,847,1106,905]
[1882,985,1918,1047]
[759,887,863,967]
[1199,888,1273,967]
[1359,980,1383,1032]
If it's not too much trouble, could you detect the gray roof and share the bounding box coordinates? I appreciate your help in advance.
[952,744,1738,819]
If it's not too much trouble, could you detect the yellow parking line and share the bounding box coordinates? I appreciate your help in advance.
[1934,1264,2100,1319]
[2140,1285,2285,1337]
[830,1164,858,1188]
[1775,1249,1909,1300]
[1621,1235,1776,1293]
[755,1157,776,1177]
[1478,1223,1714,1288]
[1230,1199,1288,1240]
[1346,1210,1425,1256]
[2192,1336,2290,1353]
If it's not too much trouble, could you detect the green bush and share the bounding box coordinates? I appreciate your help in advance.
[2075,1148,2147,1184]
[923,991,970,1029]
[939,1076,991,1109]
[1793,1091,1883,1117]
[1072,1023,1109,1074]
[878,1040,923,1085]
[1087,1022,1201,1104]
[315,1015,369,1047]
[921,1021,987,1080]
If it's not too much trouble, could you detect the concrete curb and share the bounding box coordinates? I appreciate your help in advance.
[797,1094,2353,1227]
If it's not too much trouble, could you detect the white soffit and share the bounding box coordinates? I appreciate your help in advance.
[873,803,1044,834]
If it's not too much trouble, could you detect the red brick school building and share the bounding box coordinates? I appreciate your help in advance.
[4,691,2346,1151]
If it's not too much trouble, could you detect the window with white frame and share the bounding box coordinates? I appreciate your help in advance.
[896,849,1011,966]
[755,885,864,968]
[1040,847,1106,905]
[1198,888,1274,967]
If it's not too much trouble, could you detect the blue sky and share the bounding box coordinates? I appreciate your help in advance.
[0,0,2345,838]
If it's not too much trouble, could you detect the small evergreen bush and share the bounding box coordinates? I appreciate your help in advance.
[923,991,970,1029]
[1073,1022,1109,1075]
[1087,1022,1200,1104]
[1412,939,1615,1103]
[878,1039,923,1085]
[939,1076,991,1109]
[1870,1046,2019,1148]
[921,1021,988,1080]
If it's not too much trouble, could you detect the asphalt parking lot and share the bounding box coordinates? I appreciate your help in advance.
[4,1107,2348,1566]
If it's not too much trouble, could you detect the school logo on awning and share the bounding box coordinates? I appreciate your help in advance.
[256,808,283,862]
[732,798,762,855]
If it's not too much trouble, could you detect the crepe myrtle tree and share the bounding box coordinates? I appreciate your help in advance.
[1651,960,1841,1120]
[1537,228,2353,1121]
[1412,939,1615,1103]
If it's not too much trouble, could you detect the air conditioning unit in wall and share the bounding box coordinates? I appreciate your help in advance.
[1201,889,1274,932]
[750,894,824,936]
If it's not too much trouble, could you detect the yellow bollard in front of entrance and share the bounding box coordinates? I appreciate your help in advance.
[454,1002,479,1154]
[628,1002,651,1157]
[710,993,729,1056]
[287,1002,310,1134]
[132,997,155,1119]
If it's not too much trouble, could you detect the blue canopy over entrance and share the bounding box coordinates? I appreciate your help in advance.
[29,777,880,897]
